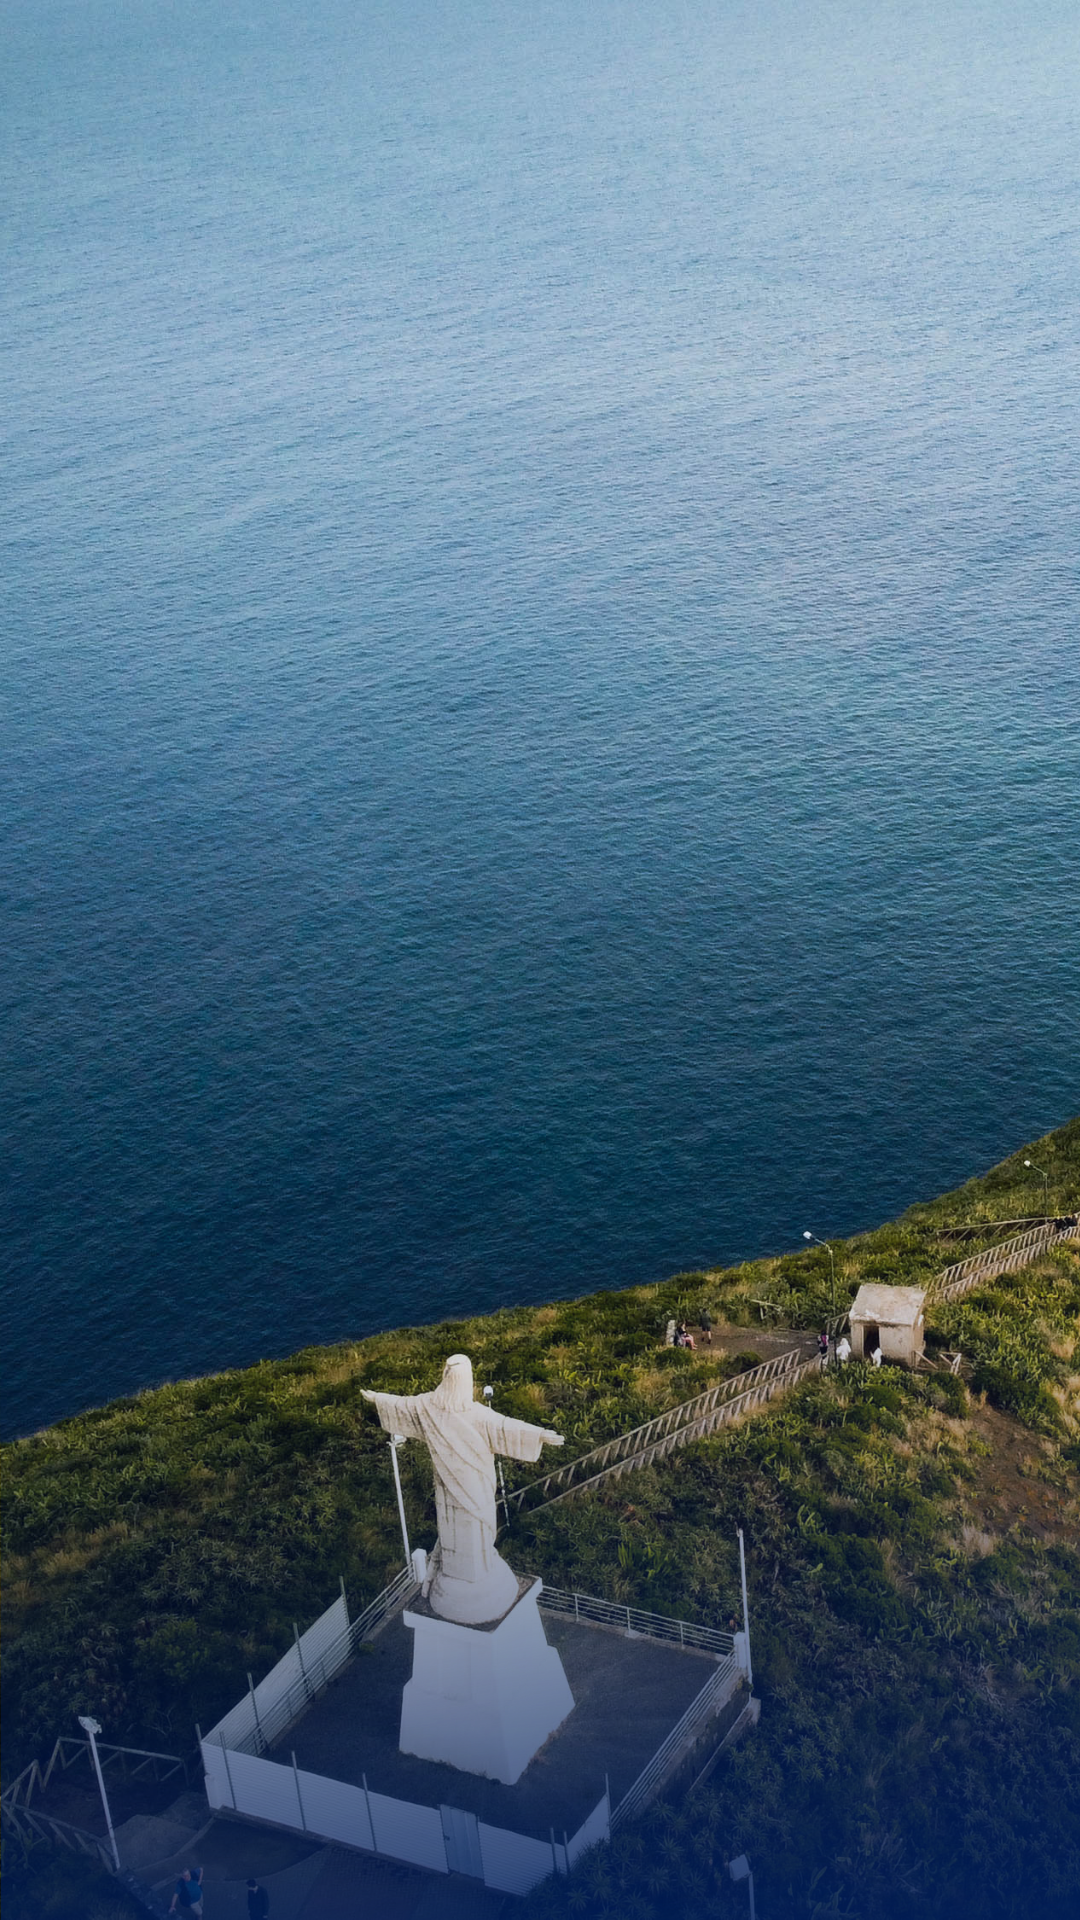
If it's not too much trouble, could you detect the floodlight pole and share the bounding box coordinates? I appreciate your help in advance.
[388,1435,411,1568]
[728,1852,756,1920]
[737,1528,753,1689]
[484,1387,511,1526]
[803,1231,836,1337]
[78,1716,120,1872]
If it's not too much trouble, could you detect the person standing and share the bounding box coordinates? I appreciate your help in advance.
[699,1308,713,1346]
[818,1330,829,1368]
[247,1878,270,1919]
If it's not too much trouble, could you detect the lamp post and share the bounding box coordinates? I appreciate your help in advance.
[78,1716,120,1872]
[1023,1159,1050,1209]
[737,1527,753,1689]
[485,1388,511,1525]
[388,1436,411,1568]
[728,1852,756,1920]
[803,1231,836,1335]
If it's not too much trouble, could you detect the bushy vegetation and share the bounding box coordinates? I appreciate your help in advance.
[2,1119,1078,1918]
[518,1332,1080,1920]
[1,1849,143,1920]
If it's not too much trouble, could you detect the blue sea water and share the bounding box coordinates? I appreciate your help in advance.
[2,0,1078,1440]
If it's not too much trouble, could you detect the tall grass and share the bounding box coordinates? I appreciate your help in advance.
[2,1119,1078,1918]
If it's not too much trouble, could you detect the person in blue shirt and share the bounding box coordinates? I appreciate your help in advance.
[170,1867,203,1917]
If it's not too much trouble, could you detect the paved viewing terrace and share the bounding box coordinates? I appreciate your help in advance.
[269,1611,728,1840]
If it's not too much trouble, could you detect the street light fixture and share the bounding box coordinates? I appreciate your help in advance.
[803,1231,836,1334]
[1023,1159,1050,1209]
[77,1716,120,1872]
[728,1852,757,1920]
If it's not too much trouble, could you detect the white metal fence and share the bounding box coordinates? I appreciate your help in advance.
[200,1576,618,1895]
[203,1723,611,1894]
[206,1569,418,1759]
[199,1570,753,1894]
[611,1651,743,1829]
[539,1589,736,1658]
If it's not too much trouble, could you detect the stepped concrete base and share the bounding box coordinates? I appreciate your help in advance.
[400,1578,574,1785]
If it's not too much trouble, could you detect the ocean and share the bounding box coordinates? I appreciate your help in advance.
[2,0,1078,1439]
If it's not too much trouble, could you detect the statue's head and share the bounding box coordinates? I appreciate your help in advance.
[433,1353,474,1410]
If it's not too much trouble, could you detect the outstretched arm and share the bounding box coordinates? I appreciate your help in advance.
[480,1406,565,1465]
[360,1389,427,1442]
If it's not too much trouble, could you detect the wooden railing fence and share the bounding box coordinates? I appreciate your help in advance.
[928,1216,1078,1307]
[506,1348,815,1517]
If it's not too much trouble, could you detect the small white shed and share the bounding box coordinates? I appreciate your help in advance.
[848,1283,926,1368]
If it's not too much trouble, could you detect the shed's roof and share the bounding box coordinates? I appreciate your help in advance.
[849,1283,926,1326]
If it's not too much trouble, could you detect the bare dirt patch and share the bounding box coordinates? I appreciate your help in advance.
[962,1400,1077,1545]
[702,1325,818,1364]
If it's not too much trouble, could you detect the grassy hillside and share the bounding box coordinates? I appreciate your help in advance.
[3,1121,1078,1918]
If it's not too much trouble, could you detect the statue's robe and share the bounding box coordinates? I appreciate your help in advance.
[363,1387,560,1622]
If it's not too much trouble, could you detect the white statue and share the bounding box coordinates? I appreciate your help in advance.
[362,1354,564,1625]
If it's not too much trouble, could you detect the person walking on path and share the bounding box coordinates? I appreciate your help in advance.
[818,1330,829,1368]
[247,1879,270,1920]
[170,1868,203,1919]
[699,1309,713,1346]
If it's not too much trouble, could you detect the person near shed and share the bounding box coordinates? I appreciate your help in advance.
[871,1344,883,1368]
[818,1330,829,1368]
[836,1335,851,1365]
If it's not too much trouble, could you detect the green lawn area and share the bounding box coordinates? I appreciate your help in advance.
[3,1117,1078,1919]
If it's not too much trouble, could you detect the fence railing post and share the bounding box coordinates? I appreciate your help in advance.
[219,1733,236,1811]
[291,1751,307,1831]
[247,1674,264,1750]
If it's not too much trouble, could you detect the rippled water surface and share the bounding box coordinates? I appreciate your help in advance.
[2,0,1078,1437]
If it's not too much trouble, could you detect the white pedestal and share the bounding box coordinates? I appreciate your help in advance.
[399,1578,575,1785]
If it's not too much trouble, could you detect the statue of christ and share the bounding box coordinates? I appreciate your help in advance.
[362,1354,564,1625]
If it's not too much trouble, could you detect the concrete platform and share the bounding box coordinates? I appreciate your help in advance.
[151,1835,509,1920]
[268,1611,722,1840]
